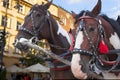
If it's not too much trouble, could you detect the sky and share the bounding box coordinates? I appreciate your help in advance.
[52,0,120,20]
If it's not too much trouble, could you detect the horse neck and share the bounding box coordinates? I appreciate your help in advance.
[100,16,119,49]
[47,19,71,55]
[100,17,114,36]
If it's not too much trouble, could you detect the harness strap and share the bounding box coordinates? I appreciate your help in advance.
[49,54,72,71]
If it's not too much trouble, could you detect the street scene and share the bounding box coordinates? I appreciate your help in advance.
[0,0,120,80]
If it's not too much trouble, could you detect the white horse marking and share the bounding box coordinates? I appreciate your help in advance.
[71,31,87,79]
[109,32,120,49]
[71,31,84,63]
[57,22,71,44]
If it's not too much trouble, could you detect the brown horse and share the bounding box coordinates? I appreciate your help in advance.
[71,0,120,79]
[14,0,78,79]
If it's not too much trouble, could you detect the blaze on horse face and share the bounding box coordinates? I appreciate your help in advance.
[14,1,52,51]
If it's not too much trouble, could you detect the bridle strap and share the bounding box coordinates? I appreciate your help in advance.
[78,16,98,22]
[19,10,46,36]
[75,15,102,60]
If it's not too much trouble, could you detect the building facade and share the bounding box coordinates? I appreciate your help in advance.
[0,0,74,67]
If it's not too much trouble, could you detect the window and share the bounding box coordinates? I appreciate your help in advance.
[14,3,24,13]
[1,15,11,28]
[18,5,23,13]
[3,0,9,8]
[16,21,21,30]
[60,18,66,26]
[1,16,7,27]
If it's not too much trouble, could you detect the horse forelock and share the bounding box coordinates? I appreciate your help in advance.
[30,4,47,13]
[75,10,97,24]
[30,4,39,11]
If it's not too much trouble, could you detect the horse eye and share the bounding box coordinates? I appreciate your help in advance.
[36,14,41,17]
[89,27,95,32]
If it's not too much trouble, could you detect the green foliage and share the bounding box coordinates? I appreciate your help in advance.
[19,53,45,67]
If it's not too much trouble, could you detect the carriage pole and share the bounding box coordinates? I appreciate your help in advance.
[19,40,71,66]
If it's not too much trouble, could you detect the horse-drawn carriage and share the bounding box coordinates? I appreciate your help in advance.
[14,0,120,79]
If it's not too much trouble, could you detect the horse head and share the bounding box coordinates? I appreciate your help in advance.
[14,0,56,51]
[71,0,120,79]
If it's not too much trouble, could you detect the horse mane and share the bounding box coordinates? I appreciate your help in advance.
[101,14,120,38]
[30,4,46,12]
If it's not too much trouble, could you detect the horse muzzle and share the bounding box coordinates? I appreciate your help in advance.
[13,38,29,52]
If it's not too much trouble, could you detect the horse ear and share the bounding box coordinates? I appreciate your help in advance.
[71,11,77,18]
[91,0,101,16]
[44,0,53,10]
[117,15,120,25]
